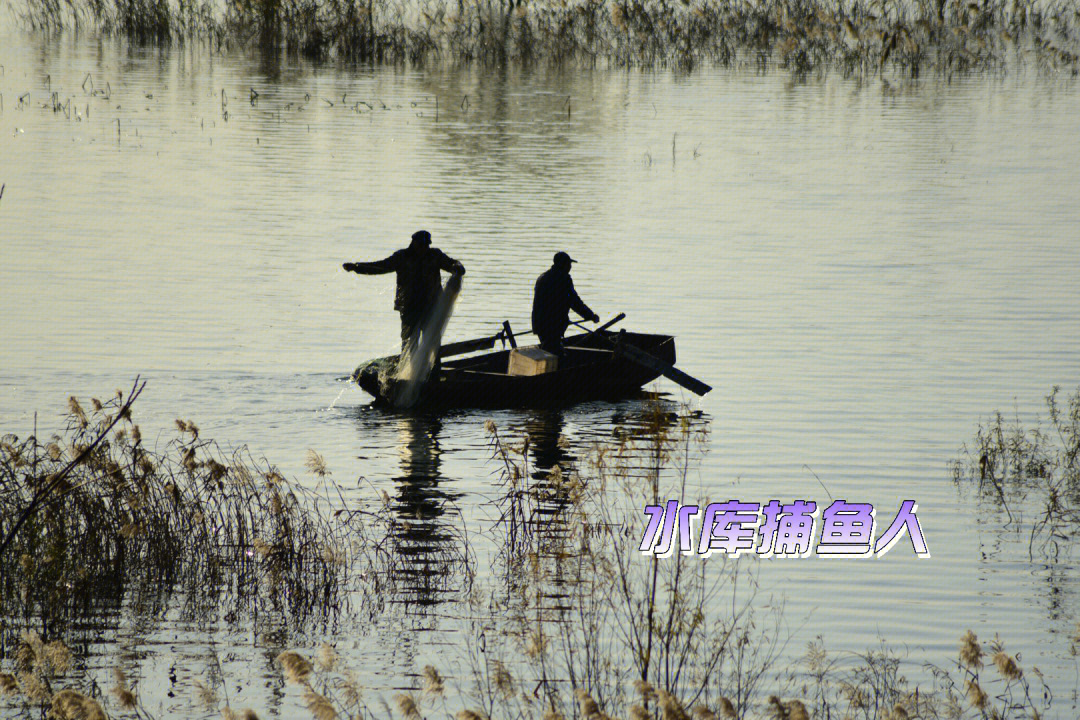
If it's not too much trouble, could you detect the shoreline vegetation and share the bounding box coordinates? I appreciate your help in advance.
[0,378,445,634]
[0,383,1077,718]
[7,0,1080,74]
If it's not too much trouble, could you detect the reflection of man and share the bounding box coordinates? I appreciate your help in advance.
[391,414,452,612]
[343,230,465,351]
[532,251,599,356]
[525,410,572,481]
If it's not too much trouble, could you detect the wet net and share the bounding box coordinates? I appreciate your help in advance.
[390,272,462,408]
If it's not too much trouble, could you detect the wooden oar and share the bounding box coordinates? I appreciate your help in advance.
[569,317,712,397]
[439,334,500,357]
[439,323,537,358]
[581,312,627,335]
[440,314,626,358]
[616,339,712,396]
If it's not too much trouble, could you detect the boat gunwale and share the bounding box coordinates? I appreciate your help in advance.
[355,330,677,408]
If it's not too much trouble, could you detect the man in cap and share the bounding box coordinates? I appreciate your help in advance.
[532,251,600,357]
[344,230,465,352]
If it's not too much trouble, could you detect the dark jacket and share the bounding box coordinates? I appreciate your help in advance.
[351,247,463,316]
[532,266,595,340]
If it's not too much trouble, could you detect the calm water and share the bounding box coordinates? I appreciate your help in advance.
[2,30,1080,716]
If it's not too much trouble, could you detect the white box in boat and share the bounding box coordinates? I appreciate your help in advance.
[508,346,559,376]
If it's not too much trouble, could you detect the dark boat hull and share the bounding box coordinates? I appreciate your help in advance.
[353,330,676,409]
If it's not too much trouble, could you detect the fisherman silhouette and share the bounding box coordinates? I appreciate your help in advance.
[531,251,599,357]
[343,230,465,353]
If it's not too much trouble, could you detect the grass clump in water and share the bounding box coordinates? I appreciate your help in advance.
[0,378,411,649]
[1,380,343,628]
[952,385,1080,560]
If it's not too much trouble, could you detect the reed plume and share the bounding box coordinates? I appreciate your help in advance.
[576,688,601,718]
[422,666,444,696]
[277,652,314,685]
[306,449,330,477]
[395,692,421,720]
[316,644,338,672]
[49,689,107,720]
[959,630,983,669]
[993,651,1022,681]
[305,688,338,720]
[633,678,657,703]
[692,706,717,720]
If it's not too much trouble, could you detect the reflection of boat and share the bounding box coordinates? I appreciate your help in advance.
[353,329,676,409]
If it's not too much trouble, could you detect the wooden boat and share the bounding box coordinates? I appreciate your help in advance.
[353,329,677,409]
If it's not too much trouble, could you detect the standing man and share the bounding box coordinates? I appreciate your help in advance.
[344,230,465,352]
[532,251,600,356]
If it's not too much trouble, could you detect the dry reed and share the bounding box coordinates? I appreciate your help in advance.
[0,380,437,696]
[14,0,1080,74]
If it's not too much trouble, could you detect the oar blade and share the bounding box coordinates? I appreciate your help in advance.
[619,342,712,396]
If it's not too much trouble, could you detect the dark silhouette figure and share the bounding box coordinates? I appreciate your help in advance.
[343,230,465,351]
[531,251,599,356]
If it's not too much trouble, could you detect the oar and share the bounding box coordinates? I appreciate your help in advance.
[570,317,712,397]
[616,339,712,396]
[439,324,539,358]
[576,312,627,336]
[440,313,629,359]
[439,334,501,357]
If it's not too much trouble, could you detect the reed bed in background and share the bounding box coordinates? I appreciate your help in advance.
[13,0,1080,73]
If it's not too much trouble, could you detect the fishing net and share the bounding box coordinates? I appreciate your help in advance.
[390,272,462,408]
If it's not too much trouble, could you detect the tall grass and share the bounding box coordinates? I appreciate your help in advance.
[257,399,1058,720]
[261,633,1051,719]
[952,385,1080,561]
[447,399,1055,719]
[1,391,1070,717]
[477,401,786,719]
[0,379,419,640]
[14,0,1080,73]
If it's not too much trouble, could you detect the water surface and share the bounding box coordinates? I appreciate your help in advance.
[2,31,1080,715]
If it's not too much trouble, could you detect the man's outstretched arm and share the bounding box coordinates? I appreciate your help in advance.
[343,252,400,274]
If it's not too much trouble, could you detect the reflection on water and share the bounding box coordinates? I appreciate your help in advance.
[385,412,468,612]
[351,409,475,622]
[487,401,700,613]
[524,410,573,478]
[506,409,580,609]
